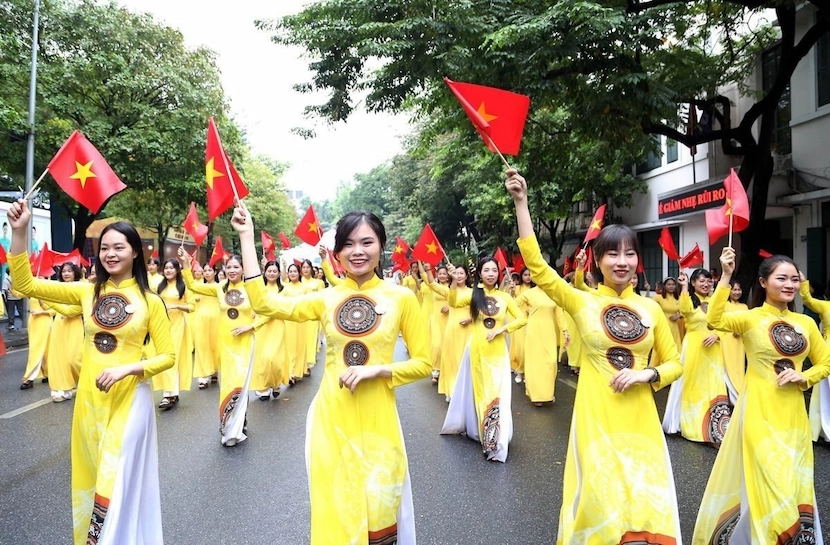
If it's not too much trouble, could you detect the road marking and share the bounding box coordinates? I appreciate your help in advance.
[557,377,578,390]
[0,397,53,419]
[4,347,27,355]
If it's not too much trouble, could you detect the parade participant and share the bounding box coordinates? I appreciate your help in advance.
[507,169,684,543]
[510,268,533,383]
[662,268,732,446]
[652,277,683,353]
[693,248,830,543]
[45,262,84,402]
[252,260,286,400]
[282,262,311,384]
[440,256,527,463]
[798,273,830,441]
[233,201,431,545]
[721,280,748,402]
[146,256,162,287]
[179,250,267,446]
[419,261,449,383]
[301,258,325,373]
[319,244,343,286]
[515,282,569,406]
[20,287,54,390]
[152,258,194,410]
[217,267,226,281]
[429,262,473,401]
[7,200,174,545]
[193,262,220,389]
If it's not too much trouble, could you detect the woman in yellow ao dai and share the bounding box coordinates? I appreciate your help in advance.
[7,209,174,545]
[798,276,830,442]
[651,276,683,353]
[662,268,732,446]
[236,208,431,545]
[192,262,220,388]
[507,170,684,544]
[440,256,527,463]
[693,249,830,544]
[720,281,748,401]
[429,263,474,399]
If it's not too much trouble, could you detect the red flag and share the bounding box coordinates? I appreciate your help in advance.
[209,236,226,268]
[563,255,573,276]
[70,249,89,267]
[679,244,704,269]
[266,248,276,262]
[759,249,773,258]
[327,248,345,276]
[391,236,411,271]
[278,232,291,250]
[705,169,750,244]
[31,242,55,277]
[444,78,531,156]
[583,247,594,272]
[206,117,250,221]
[293,258,303,268]
[583,204,607,244]
[294,205,323,246]
[636,260,645,274]
[512,254,525,273]
[51,248,88,268]
[261,230,276,254]
[0,244,6,265]
[687,103,699,156]
[47,130,127,214]
[183,202,208,246]
[494,247,510,279]
[150,249,159,259]
[658,227,681,260]
[411,224,446,267]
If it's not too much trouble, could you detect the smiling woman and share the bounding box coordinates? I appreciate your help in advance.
[232,202,431,544]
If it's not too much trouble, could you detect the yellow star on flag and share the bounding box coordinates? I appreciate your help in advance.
[192,221,200,230]
[206,157,224,189]
[308,221,318,233]
[69,161,97,188]
[725,198,733,216]
[426,241,438,254]
[211,247,217,257]
[590,219,603,231]
[394,245,403,254]
[477,103,498,123]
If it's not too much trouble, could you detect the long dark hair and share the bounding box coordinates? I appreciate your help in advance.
[689,268,712,309]
[470,256,498,322]
[333,211,387,278]
[94,222,150,303]
[661,277,678,300]
[749,255,799,310]
[157,258,185,299]
[263,260,284,292]
[59,262,82,282]
[300,258,314,280]
[590,224,641,284]
[221,254,243,293]
[519,267,535,288]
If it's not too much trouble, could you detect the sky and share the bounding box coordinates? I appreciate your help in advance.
[118,0,411,201]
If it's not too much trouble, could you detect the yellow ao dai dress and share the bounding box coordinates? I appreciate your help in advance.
[10,252,175,545]
[692,285,830,544]
[151,282,194,395]
[799,280,830,441]
[22,297,53,382]
[192,282,220,381]
[515,286,566,403]
[429,283,473,398]
[518,234,684,544]
[46,301,84,394]
[246,274,431,544]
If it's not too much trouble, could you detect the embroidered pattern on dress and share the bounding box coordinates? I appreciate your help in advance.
[343,340,370,366]
[702,395,731,445]
[224,289,244,307]
[606,347,634,369]
[482,296,499,317]
[219,388,242,435]
[481,398,500,453]
[87,494,109,545]
[227,308,239,320]
[774,359,795,375]
[368,524,398,545]
[601,305,647,344]
[620,530,677,544]
[92,293,132,329]
[777,504,817,545]
[708,504,740,545]
[482,317,496,329]
[92,332,117,354]
[335,295,380,336]
[769,322,806,356]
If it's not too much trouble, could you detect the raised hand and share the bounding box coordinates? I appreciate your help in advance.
[318,244,326,258]
[719,247,736,277]
[504,169,527,202]
[6,199,31,231]
[230,198,253,237]
[176,246,192,269]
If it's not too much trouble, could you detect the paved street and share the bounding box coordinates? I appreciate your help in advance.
[1,340,828,544]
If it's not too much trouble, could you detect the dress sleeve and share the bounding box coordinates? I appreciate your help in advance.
[574,269,592,292]
[48,302,83,318]
[244,278,324,322]
[448,287,473,308]
[182,289,196,313]
[9,253,85,305]
[706,285,750,334]
[679,292,694,317]
[321,259,343,286]
[183,269,220,297]
[649,303,683,390]
[800,280,830,320]
[390,289,432,387]
[142,294,175,377]
[803,321,830,388]
[504,295,528,333]
[516,234,585,317]
[428,281,449,298]
[554,305,567,332]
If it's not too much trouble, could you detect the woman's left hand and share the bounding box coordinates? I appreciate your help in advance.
[339,365,377,393]
[777,367,808,387]
[232,325,252,336]
[486,327,504,342]
[609,368,652,393]
[703,334,719,347]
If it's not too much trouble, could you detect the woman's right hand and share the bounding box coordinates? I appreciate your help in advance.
[719,247,736,277]
[459,317,472,327]
[318,244,326,258]
[575,248,586,269]
[677,272,688,290]
[176,246,192,269]
[230,198,254,238]
[6,199,31,231]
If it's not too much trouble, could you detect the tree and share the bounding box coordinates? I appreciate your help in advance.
[0,0,236,249]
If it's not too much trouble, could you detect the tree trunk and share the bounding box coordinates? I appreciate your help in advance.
[72,208,95,251]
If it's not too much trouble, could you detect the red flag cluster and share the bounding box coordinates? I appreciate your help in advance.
[294,205,323,246]
[679,244,704,269]
[206,117,249,221]
[705,169,749,244]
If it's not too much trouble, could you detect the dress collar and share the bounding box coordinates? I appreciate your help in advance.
[106,277,137,289]
[343,275,382,291]
[597,284,635,299]
[761,301,789,317]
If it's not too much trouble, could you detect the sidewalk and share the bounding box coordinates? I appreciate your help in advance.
[1,327,28,350]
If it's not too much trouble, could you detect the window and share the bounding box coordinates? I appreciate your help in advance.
[637,135,663,174]
[818,31,830,107]
[666,139,678,163]
[637,227,680,289]
[762,45,792,154]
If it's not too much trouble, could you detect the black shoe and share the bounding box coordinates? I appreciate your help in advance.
[258,394,270,401]
[20,380,33,390]
[210,375,218,384]
[158,397,174,410]
[272,390,280,399]
[41,377,49,383]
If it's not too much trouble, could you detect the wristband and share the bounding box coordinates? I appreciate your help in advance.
[244,274,262,281]
[646,366,660,383]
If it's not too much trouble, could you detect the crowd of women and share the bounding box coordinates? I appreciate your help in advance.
[6,166,830,544]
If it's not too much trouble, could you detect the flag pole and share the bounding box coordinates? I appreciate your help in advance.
[212,120,242,202]
[727,211,734,248]
[483,133,512,170]
[23,168,49,201]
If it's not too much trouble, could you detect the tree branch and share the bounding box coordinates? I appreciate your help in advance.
[626,0,767,14]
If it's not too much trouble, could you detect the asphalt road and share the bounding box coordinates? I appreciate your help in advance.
[0,342,828,544]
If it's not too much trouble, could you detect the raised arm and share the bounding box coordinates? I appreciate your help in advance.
[320,253,343,286]
[707,249,749,334]
[48,302,83,318]
[799,276,830,319]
